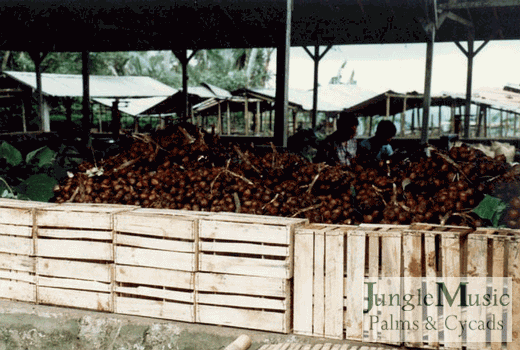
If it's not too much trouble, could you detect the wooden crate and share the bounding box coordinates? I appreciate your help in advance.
[113,208,202,322]
[34,203,134,312]
[196,213,307,333]
[0,199,56,302]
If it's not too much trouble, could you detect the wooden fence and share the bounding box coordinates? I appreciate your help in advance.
[0,198,519,349]
[293,223,520,350]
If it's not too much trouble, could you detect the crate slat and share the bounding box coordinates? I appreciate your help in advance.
[198,254,289,278]
[116,246,195,272]
[0,279,35,302]
[116,233,195,253]
[441,234,462,348]
[509,238,520,350]
[200,241,289,257]
[38,286,111,312]
[38,258,111,282]
[365,232,380,343]
[116,265,193,290]
[325,229,344,339]
[196,272,287,297]
[200,220,290,245]
[116,296,194,322]
[38,276,111,292]
[313,230,325,337]
[38,239,112,261]
[196,293,285,310]
[379,233,401,345]
[0,235,33,255]
[403,231,422,347]
[293,229,315,336]
[0,252,34,272]
[345,231,365,341]
[0,269,35,283]
[114,211,196,240]
[0,223,32,237]
[467,234,488,348]
[196,304,287,333]
[115,286,194,303]
[491,237,506,350]
[424,232,439,348]
[37,228,112,240]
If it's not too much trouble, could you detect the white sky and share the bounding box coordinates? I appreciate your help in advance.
[267,40,520,95]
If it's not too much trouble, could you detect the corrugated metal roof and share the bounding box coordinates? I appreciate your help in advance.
[93,97,171,117]
[252,84,379,112]
[3,71,177,98]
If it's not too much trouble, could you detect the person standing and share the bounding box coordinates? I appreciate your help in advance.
[314,114,359,166]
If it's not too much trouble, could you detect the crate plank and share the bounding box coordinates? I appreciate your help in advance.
[293,231,314,336]
[0,269,35,283]
[38,258,111,282]
[200,220,290,245]
[466,234,487,348]
[0,207,33,226]
[314,231,325,337]
[196,272,287,297]
[0,252,34,272]
[207,212,306,226]
[345,231,365,341]
[0,235,33,255]
[116,246,195,272]
[37,228,112,240]
[379,234,401,345]
[38,276,111,292]
[38,239,112,261]
[424,233,439,348]
[325,230,344,339]
[196,293,285,310]
[38,286,111,312]
[116,296,194,322]
[0,223,32,237]
[37,210,113,230]
[198,254,289,278]
[115,212,196,240]
[116,265,193,290]
[491,237,506,350]
[116,233,195,253]
[115,286,194,303]
[200,241,289,257]
[509,238,519,350]
[441,234,461,348]
[365,233,380,343]
[197,304,286,333]
[0,279,35,302]
[403,231,422,347]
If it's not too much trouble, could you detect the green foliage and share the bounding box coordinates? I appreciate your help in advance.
[0,141,78,202]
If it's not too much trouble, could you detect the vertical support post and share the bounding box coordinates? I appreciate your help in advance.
[274,0,292,147]
[514,112,517,136]
[172,49,196,122]
[311,44,319,129]
[411,108,416,134]
[386,94,390,118]
[422,26,435,144]
[217,101,222,134]
[29,51,50,132]
[438,105,442,136]
[255,100,261,135]
[501,110,505,137]
[82,51,91,143]
[483,106,487,137]
[111,99,120,141]
[227,101,231,135]
[21,95,28,133]
[64,98,73,132]
[369,116,373,136]
[244,95,249,135]
[464,38,474,138]
[401,97,407,136]
[450,104,455,133]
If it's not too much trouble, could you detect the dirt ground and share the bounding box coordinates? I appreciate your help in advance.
[0,299,396,350]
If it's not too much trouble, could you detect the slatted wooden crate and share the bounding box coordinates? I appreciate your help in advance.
[113,208,203,323]
[34,203,134,312]
[196,212,307,333]
[0,199,56,302]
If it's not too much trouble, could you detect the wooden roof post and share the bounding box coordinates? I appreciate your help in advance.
[401,97,407,136]
[81,51,91,145]
[227,101,231,135]
[274,0,292,147]
[28,51,49,132]
[303,44,332,129]
[421,23,435,144]
[172,49,197,122]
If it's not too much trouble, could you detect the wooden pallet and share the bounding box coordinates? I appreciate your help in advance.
[34,203,134,312]
[196,213,307,333]
[0,199,56,303]
[113,208,203,322]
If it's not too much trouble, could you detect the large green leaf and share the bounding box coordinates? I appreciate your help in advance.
[0,141,22,166]
[472,195,508,227]
[18,174,57,202]
[26,146,56,168]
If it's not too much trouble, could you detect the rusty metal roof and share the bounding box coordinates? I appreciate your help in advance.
[2,71,177,98]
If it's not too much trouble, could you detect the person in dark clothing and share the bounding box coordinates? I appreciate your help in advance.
[357,120,396,165]
[314,114,359,166]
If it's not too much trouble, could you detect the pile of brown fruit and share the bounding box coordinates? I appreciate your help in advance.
[53,123,518,227]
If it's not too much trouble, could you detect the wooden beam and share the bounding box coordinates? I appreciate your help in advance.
[81,51,91,139]
[439,0,520,9]
[421,25,435,144]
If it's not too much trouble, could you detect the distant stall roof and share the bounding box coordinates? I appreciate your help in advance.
[1,71,177,98]
[93,97,171,117]
[343,89,520,116]
[236,84,379,112]
[504,83,520,95]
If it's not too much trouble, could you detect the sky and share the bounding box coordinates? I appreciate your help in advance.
[266,40,520,95]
